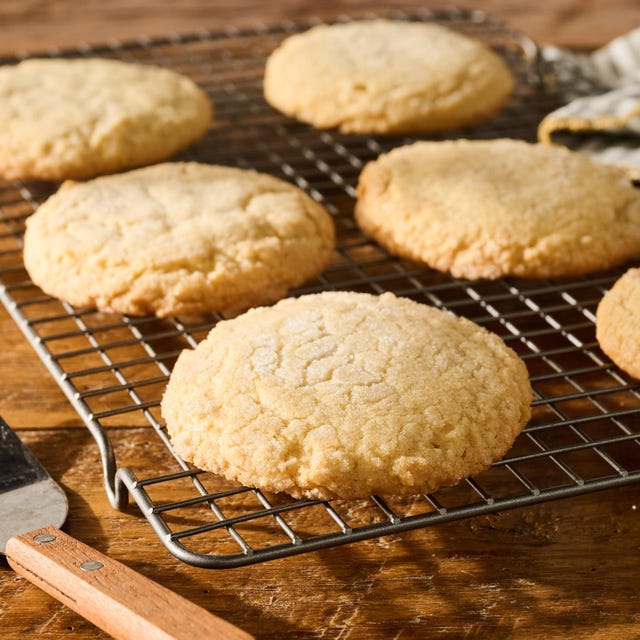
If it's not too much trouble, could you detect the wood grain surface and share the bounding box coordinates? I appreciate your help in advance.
[2,429,639,639]
[1,2,640,639]
[1,0,639,52]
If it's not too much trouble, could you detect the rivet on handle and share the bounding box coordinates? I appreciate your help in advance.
[80,560,104,572]
[34,533,57,544]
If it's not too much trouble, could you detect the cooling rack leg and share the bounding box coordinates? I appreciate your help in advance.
[111,468,131,511]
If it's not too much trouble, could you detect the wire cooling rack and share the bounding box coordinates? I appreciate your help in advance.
[1,10,640,569]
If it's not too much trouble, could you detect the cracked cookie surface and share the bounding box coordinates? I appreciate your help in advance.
[23,162,335,317]
[161,291,532,499]
[0,58,212,180]
[356,139,640,279]
[263,20,513,134]
[596,268,640,379]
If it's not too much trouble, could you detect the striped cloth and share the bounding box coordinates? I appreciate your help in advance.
[538,29,640,179]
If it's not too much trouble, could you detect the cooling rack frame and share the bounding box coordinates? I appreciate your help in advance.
[1,9,639,568]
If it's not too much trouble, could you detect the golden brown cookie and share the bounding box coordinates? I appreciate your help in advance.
[355,139,640,279]
[264,20,513,134]
[23,163,335,317]
[161,291,532,499]
[596,268,640,379]
[0,58,212,180]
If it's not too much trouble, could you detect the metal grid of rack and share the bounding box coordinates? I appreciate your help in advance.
[1,10,639,568]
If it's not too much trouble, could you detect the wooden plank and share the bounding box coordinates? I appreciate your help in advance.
[1,428,639,639]
[0,0,638,54]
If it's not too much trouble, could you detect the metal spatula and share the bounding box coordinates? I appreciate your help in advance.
[0,417,253,640]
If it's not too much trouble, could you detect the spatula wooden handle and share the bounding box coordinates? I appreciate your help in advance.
[6,525,253,640]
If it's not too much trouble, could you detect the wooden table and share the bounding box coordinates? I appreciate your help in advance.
[1,2,639,638]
